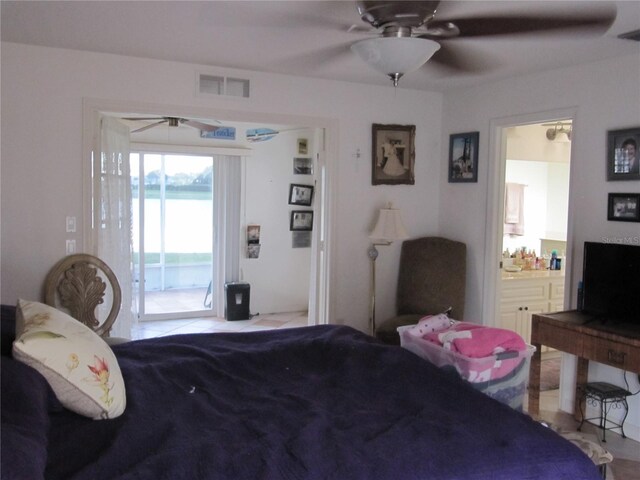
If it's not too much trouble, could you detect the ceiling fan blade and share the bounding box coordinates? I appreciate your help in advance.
[427,43,499,74]
[431,11,616,38]
[131,120,167,133]
[181,119,220,132]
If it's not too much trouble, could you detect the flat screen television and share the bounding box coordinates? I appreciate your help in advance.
[582,241,640,324]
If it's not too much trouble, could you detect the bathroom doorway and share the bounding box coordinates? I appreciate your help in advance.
[482,108,577,336]
[498,120,572,343]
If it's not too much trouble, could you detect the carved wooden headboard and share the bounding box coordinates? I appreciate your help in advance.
[44,254,122,338]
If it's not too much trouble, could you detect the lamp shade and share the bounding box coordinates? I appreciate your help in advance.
[351,37,441,77]
[369,207,409,243]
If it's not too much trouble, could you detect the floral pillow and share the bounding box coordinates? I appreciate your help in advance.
[12,299,126,420]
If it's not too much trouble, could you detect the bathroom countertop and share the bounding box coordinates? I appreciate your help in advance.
[501,269,565,280]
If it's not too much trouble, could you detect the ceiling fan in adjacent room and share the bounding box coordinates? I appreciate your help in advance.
[347,0,616,86]
[123,116,220,133]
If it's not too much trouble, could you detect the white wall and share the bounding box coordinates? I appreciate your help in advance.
[0,42,444,334]
[503,160,552,255]
[440,54,640,440]
[240,128,316,314]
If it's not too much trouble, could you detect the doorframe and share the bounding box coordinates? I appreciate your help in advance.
[482,107,578,327]
[82,97,337,326]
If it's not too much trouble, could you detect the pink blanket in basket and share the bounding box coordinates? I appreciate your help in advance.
[423,322,526,357]
[421,322,527,383]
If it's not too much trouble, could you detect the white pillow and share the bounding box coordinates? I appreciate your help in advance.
[12,299,126,420]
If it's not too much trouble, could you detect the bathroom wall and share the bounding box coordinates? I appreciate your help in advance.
[503,124,571,258]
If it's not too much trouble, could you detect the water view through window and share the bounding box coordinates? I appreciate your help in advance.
[131,153,214,318]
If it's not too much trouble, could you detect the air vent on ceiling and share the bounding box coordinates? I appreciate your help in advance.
[618,29,640,41]
[198,74,250,98]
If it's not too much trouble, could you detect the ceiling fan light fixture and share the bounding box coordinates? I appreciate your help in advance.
[350,37,440,86]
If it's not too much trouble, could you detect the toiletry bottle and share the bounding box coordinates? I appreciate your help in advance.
[550,250,558,270]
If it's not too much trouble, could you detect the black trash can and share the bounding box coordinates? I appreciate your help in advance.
[225,282,250,321]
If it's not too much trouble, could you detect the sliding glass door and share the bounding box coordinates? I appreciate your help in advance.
[131,152,215,320]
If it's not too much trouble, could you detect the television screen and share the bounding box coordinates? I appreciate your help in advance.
[582,242,640,322]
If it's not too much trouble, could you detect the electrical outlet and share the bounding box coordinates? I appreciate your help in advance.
[66,216,76,233]
[66,239,76,255]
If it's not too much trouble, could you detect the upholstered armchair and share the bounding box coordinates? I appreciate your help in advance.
[375,237,467,345]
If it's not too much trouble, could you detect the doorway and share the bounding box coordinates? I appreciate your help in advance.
[498,120,572,343]
[131,151,222,321]
[482,108,577,333]
[83,99,336,328]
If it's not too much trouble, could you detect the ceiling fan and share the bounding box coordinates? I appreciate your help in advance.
[348,1,616,86]
[123,116,220,134]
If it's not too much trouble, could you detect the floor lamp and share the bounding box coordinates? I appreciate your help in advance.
[368,205,408,336]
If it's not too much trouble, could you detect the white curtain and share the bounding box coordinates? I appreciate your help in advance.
[95,116,134,338]
[212,155,242,317]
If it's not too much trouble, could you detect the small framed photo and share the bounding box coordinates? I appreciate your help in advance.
[297,138,308,155]
[449,131,479,183]
[288,184,314,206]
[607,193,640,222]
[372,124,415,185]
[290,210,313,231]
[292,231,312,248]
[247,244,261,259]
[247,224,261,244]
[607,127,640,181]
[293,157,313,175]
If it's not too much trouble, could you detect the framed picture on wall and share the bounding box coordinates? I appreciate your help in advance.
[297,138,308,155]
[247,224,261,244]
[607,127,640,181]
[607,193,640,222]
[293,157,313,175]
[290,210,313,231]
[288,184,314,206]
[292,231,311,248]
[448,131,479,183]
[371,124,415,185]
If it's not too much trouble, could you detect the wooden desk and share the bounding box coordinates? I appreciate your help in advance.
[529,311,640,419]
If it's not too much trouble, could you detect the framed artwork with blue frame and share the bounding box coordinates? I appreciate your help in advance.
[448,131,479,183]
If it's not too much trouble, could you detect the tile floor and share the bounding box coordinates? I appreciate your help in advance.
[131,310,309,340]
[527,361,640,480]
[131,317,639,479]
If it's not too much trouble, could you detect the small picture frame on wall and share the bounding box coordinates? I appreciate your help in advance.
[288,184,314,206]
[290,210,313,231]
[607,127,640,181]
[372,124,416,185]
[293,157,313,175]
[292,231,312,248]
[247,224,261,244]
[297,138,308,155]
[448,131,479,183]
[607,193,640,222]
[247,244,261,259]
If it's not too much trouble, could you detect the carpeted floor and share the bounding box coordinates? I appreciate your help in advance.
[540,356,561,391]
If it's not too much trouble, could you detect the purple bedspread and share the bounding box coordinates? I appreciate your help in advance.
[43,325,600,480]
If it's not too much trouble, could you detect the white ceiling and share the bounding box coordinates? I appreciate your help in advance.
[2,1,639,92]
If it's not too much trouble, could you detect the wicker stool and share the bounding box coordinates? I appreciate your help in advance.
[578,382,631,442]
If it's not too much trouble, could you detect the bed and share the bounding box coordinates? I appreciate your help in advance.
[1,302,602,480]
